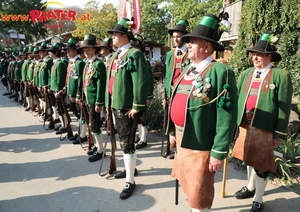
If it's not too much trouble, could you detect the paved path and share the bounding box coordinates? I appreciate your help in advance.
[0,86,299,212]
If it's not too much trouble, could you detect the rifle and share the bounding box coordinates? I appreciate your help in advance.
[31,85,42,115]
[27,83,35,112]
[161,90,171,157]
[99,108,117,176]
[13,81,19,102]
[274,150,300,163]
[221,156,228,198]
[59,94,73,138]
[44,88,54,130]
[81,101,94,150]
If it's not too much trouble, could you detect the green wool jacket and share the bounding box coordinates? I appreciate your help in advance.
[26,60,36,82]
[7,62,14,79]
[0,59,9,77]
[14,60,23,81]
[33,60,42,86]
[38,56,53,87]
[50,60,67,92]
[237,67,293,140]
[77,58,106,106]
[105,48,149,110]
[66,58,85,97]
[166,62,238,160]
[165,49,190,98]
[21,59,31,81]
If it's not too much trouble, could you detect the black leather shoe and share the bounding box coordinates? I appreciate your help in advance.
[2,92,11,96]
[115,168,138,179]
[72,136,87,144]
[250,201,263,212]
[120,182,136,200]
[136,141,147,149]
[69,133,78,141]
[53,119,60,124]
[135,136,140,143]
[234,186,256,199]
[54,124,62,131]
[55,127,67,135]
[25,107,31,112]
[163,150,175,159]
[87,146,97,155]
[88,151,105,162]
[9,95,15,98]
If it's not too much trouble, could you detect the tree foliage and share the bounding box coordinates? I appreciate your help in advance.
[229,0,300,96]
[140,0,171,45]
[72,1,117,42]
[167,0,223,31]
[0,0,48,44]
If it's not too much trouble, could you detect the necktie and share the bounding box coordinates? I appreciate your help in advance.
[117,49,122,58]
[255,71,262,78]
[177,50,182,56]
[187,66,198,75]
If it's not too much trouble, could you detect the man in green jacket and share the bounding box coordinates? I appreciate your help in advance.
[38,42,54,120]
[47,43,67,135]
[21,47,32,109]
[63,37,86,144]
[166,14,237,212]
[13,52,23,102]
[232,33,293,212]
[164,19,190,159]
[76,34,106,162]
[130,34,154,150]
[0,52,9,96]
[99,37,114,130]
[106,18,149,200]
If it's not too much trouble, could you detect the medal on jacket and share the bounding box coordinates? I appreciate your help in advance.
[192,76,211,99]
[86,64,95,85]
[114,59,121,72]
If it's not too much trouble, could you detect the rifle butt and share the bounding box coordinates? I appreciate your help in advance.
[221,156,228,198]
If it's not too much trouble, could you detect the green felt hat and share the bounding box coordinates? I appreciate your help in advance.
[181,14,225,51]
[247,33,281,62]
[63,37,78,49]
[107,18,136,41]
[168,20,190,36]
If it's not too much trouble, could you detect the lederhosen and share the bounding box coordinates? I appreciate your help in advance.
[232,70,275,174]
[108,50,141,154]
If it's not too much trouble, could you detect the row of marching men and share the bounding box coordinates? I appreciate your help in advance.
[0,34,153,156]
[0,18,154,200]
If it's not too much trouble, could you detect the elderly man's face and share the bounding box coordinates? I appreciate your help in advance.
[187,38,211,63]
[251,52,272,69]
[172,31,185,48]
[112,32,128,48]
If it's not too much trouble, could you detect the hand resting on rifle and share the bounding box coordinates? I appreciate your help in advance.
[125,108,139,119]
[95,105,102,113]
[209,156,224,172]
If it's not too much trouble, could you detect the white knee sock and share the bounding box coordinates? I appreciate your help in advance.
[124,152,136,184]
[247,166,256,191]
[191,208,211,212]
[140,125,147,142]
[52,107,58,120]
[26,97,31,107]
[59,115,65,128]
[137,124,142,137]
[253,175,268,203]
[80,119,87,138]
[93,133,103,152]
[39,99,43,111]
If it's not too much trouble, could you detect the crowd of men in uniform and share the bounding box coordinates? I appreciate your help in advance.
[0,13,293,212]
